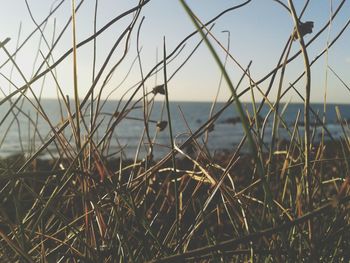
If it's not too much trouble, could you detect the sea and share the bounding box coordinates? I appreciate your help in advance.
[0,99,349,159]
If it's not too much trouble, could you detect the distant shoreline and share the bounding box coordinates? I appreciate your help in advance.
[2,97,350,105]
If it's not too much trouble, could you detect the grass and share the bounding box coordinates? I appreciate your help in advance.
[0,0,350,262]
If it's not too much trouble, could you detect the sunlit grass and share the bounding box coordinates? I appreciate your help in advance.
[0,1,350,262]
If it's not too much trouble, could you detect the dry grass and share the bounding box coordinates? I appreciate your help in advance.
[0,0,350,262]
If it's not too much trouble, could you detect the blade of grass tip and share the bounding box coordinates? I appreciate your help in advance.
[205,30,230,144]
[320,0,333,159]
[71,0,82,164]
[89,0,98,171]
[248,68,259,132]
[163,36,179,245]
[178,0,277,219]
[137,17,154,162]
[328,66,350,93]
[288,0,313,252]
[266,38,293,183]
[288,0,311,217]
[50,20,66,123]
[282,110,301,202]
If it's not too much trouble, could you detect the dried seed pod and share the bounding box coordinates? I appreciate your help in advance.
[207,123,215,132]
[152,84,165,95]
[293,21,314,41]
[156,121,168,131]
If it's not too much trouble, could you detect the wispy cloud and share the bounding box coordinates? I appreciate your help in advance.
[346,57,350,63]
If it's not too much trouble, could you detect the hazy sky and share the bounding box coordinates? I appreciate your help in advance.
[0,0,349,103]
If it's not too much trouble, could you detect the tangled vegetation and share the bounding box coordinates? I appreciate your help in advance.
[0,0,350,262]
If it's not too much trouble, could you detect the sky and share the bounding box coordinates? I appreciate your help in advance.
[0,0,349,103]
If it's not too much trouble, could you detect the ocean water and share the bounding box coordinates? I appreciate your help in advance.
[0,99,349,159]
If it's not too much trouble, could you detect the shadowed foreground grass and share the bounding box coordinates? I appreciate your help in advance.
[0,140,349,262]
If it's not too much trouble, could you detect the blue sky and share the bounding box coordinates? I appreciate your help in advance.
[0,0,349,103]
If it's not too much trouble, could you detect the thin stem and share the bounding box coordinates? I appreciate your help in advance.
[288,0,313,255]
[163,37,179,243]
